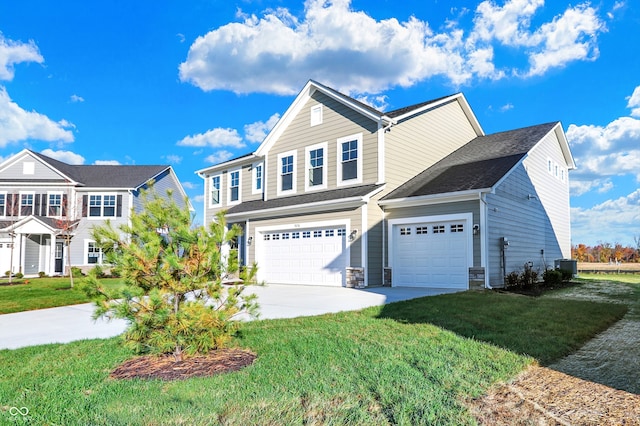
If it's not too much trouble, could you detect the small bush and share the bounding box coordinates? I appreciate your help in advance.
[92,265,105,278]
[559,268,573,282]
[4,270,10,277]
[505,271,520,288]
[543,269,563,286]
[38,271,47,278]
[15,272,24,279]
[71,267,84,278]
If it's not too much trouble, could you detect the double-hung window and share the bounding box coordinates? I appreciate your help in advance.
[48,193,63,217]
[87,241,102,264]
[337,133,363,185]
[228,169,240,204]
[210,175,221,206]
[20,193,34,216]
[0,193,5,216]
[277,150,297,195]
[305,142,327,191]
[252,163,263,194]
[89,194,117,217]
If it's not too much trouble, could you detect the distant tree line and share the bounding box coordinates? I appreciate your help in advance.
[572,237,640,263]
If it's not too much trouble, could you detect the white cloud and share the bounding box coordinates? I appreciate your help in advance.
[571,189,640,246]
[204,150,235,164]
[627,85,640,117]
[93,160,121,165]
[179,0,606,96]
[192,194,205,203]
[181,181,198,190]
[244,113,280,143]
[500,103,514,112]
[0,87,75,147]
[0,34,43,81]
[70,94,84,103]
[177,128,244,148]
[163,154,182,164]
[40,149,85,165]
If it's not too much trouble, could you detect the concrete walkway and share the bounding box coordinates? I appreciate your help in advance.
[0,284,459,350]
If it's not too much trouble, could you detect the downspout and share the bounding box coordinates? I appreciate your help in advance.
[479,192,492,289]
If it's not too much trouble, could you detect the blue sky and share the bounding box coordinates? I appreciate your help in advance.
[0,0,638,247]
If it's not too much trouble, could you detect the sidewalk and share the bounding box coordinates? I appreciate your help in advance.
[0,284,459,350]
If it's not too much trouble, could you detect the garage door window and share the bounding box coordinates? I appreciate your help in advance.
[416,226,428,234]
[433,225,445,233]
[400,227,411,235]
[451,224,464,232]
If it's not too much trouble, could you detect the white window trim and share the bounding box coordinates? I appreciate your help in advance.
[209,174,222,207]
[336,133,363,186]
[277,150,297,196]
[85,239,103,266]
[252,162,264,195]
[227,168,242,206]
[0,191,6,217]
[310,104,323,127]
[305,142,328,192]
[47,191,64,218]
[18,191,35,217]
[87,193,117,219]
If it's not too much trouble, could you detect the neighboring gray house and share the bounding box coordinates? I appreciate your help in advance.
[197,80,575,289]
[0,149,190,276]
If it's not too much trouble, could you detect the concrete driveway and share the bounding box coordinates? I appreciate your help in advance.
[0,284,460,350]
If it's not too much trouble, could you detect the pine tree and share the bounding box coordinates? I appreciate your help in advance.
[82,187,258,361]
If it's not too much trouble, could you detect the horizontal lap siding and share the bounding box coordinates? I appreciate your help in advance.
[266,92,379,201]
[0,157,64,181]
[384,100,478,190]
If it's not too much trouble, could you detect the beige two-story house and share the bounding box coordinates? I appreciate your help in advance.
[197,80,575,289]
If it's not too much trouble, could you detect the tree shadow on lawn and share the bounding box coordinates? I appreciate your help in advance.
[375,290,628,366]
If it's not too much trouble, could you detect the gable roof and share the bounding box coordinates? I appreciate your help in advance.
[197,80,483,175]
[381,122,560,201]
[27,150,170,189]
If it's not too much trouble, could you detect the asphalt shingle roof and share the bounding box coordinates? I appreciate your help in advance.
[30,151,169,188]
[382,122,558,200]
[227,184,384,215]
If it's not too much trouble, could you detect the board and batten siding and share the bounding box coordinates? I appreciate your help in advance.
[383,200,482,268]
[486,160,567,287]
[384,100,478,190]
[265,91,379,201]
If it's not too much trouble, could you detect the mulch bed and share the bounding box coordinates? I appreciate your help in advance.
[110,348,257,381]
[469,366,640,425]
[499,280,580,297]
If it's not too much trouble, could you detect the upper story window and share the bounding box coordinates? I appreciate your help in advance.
[228,169,241,204]
[210,175,221,206]
[337,133,363,186]
[0,193,5,217]
[89,194,116,217]
[48,193,63,217]
[277,150,297,195]
[310,105,323,126]
[20,192,34,216]
[252,163,263,195]
[305,143,327,191]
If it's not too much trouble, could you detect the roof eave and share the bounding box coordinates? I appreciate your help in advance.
[226,196,367,220]
[196,154,259,176]
[379,188,492,208]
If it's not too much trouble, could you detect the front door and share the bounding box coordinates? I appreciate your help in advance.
[54,242,64,274]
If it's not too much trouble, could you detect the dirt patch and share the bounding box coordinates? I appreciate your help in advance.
[110,348,257,381]
[469,366,640,425]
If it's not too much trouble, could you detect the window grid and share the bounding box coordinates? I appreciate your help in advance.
[337,229,346,236]
[341,140,358,181]
[230,171,240,202]
[313,230,322,238]
[433,225,445,234]
[303,231,311,238]
[309,148,324,186]
[48,194,62,216]
[416,226,428,235]
[20,193,34,216]
[451,224,464,233]
[281,155,294,191]
[400,227,411,236]
[292,232,300,239]
[325,229,334,237]
[211,176,221,205]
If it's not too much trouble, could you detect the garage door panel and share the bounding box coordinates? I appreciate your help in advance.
[393,220,469,289]
[259,226,347,286]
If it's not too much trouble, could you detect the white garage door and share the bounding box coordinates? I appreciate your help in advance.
[393,220,469,289]
[258,226,348,286]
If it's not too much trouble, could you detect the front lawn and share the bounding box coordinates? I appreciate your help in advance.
[0,286,627,425]
[0,277,124,314]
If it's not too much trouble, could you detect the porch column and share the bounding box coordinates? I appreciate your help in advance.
[49,233,56,276]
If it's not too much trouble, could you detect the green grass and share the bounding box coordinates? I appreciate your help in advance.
[0,277,124,314]
[578,272,640,284]
[0,285,629,425]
